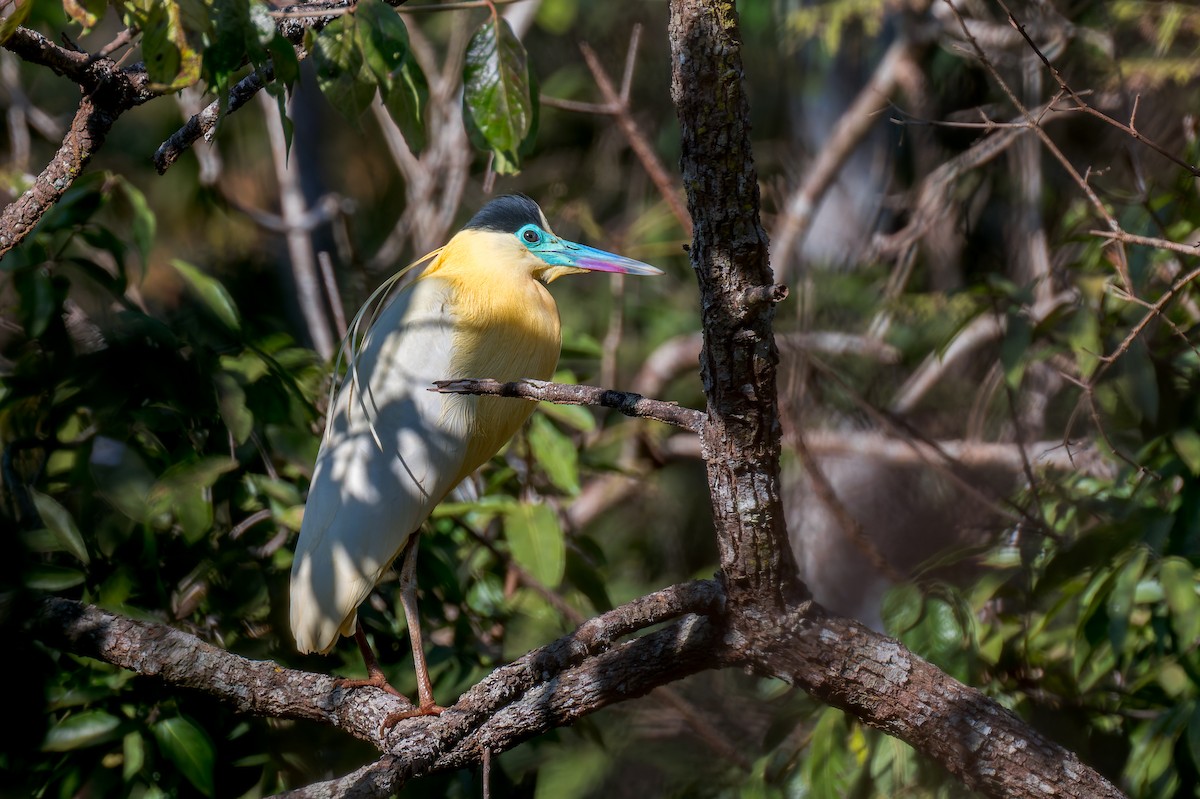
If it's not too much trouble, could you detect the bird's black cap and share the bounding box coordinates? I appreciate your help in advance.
[463,194,545,233]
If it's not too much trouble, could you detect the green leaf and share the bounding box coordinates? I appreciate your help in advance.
[152,716,216,797]
[15,267,58,339]
[117,177,156,264]
[90,436,158,524]
[1160,557,1200,647]
[152,458,231,544]
[538,401,596,432]
[1107,547,1148,654]
[43,709,122,751]
[268,32,300,86]
[29,488,90,564]
[156,456,239,494]
[170,259,241,332]
[355,0,427,148]
[123,731,146,782]
[565,548,612,611]
[383,53,429,152]
[1172,430,1200,475]
[25,564,86,590]
[999,311,1031,389]
[800,708,854,797]
[0,0,31,43]
[308,16,376,123]
[214,372,254,444]
[128,1,202,89]
[356,0,408,83]
[463,17,534,172]
[528,414,580,494]
[881,582,922,635]
[505,502,565,587]
[1189,704,1200,776]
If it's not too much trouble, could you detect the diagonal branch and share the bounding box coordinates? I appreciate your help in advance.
[0,28,159,258]
[32,581,723,783]
[432,378,704,433]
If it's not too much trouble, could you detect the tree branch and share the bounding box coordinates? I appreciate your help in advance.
[32,581,724,797]
[432,378,704,433]
[0,28,158,258]
[748,606,1127,799]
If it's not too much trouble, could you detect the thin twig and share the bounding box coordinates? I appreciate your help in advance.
[996,0,1200,178]
[942,0,1131,290]
[577,37,691,235]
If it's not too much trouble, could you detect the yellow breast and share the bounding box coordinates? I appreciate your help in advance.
[423,233,562,483]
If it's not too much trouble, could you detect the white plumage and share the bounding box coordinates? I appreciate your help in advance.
[291,277,469,654]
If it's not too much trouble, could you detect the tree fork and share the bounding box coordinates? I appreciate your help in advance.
[667,1,1126,797]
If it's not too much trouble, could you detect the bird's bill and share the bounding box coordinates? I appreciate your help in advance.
[539,239,664,276]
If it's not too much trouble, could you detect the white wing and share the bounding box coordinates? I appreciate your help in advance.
[290,277,473,654]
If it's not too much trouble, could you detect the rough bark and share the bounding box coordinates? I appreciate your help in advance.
[669,0,802,620]
[0,29,157,259]
[32,581,723,772]
[668,2,1125,798]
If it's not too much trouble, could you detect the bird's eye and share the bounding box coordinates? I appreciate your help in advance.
[523,229,540,244]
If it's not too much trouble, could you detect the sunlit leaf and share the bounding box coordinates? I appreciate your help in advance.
[170,259,241,332]
[64,0,106,30]
[26,564,86,590]
[43,709,122,752]
[123,731,145,782]
[116,176,156,265]
[214,371,254,444]
[29,488,90,565]
[128,1,202,90]
[308,16,376,122]
[463,17,534,172]
[505,501,565,587]
[0,0,31,43]
[528,414,580,494]
[1160,557,1200,647]
[152,716,216,797]
[1107,547,1148,654]
[538,401,596,432]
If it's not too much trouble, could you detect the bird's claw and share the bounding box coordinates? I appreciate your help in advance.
[382,701,445,729]
[334,674,405,699]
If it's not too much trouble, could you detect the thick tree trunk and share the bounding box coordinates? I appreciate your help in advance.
[667,2,1125,798]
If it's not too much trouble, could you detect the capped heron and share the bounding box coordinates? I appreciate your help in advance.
[290,194,662,716]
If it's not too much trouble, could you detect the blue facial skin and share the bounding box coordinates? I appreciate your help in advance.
[516,223,663,276]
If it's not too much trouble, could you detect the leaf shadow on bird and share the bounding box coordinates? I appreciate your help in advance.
[290,194,663,721]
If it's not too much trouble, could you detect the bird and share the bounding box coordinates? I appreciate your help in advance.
[290,194,662,716]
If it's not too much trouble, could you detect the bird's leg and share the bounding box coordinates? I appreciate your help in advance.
[383,533,445,726]
[334,620,410,702]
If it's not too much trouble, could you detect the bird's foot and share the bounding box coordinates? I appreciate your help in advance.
[334,672,405,699]
[382,699,445,729]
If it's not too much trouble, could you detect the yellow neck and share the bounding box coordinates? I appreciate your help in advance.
[425,232,563,481]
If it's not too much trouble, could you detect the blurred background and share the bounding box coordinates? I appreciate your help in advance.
[4,0,1200,796]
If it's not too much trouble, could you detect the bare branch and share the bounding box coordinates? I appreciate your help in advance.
[754,606,1127,799]
[154,65,278,174]
[577,38,692,236]
[432,378,705,433]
